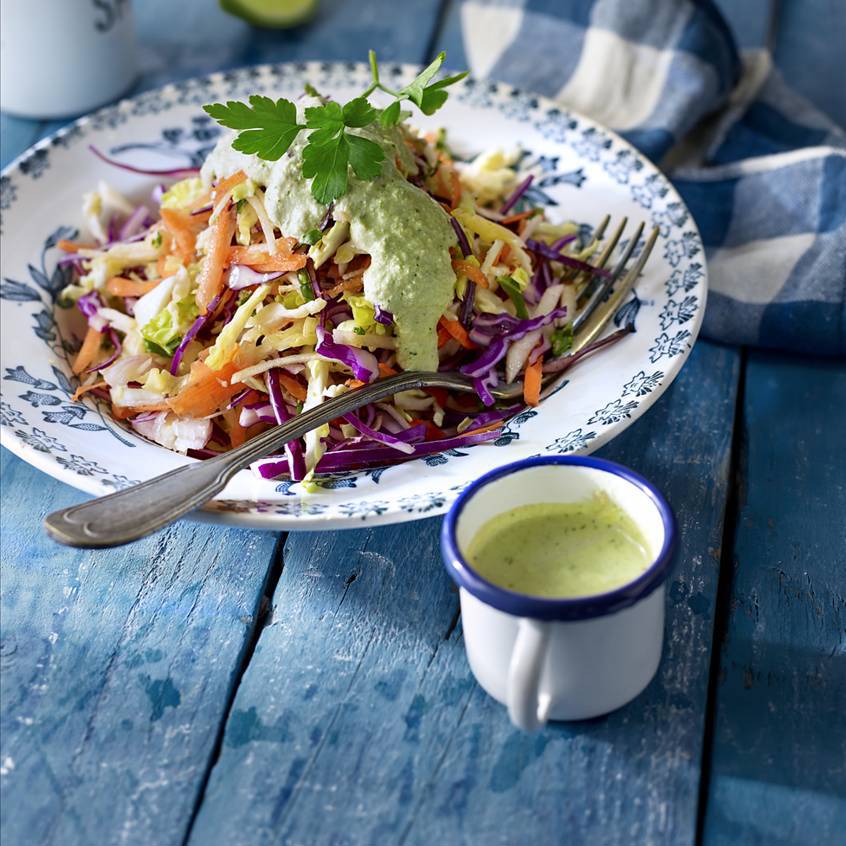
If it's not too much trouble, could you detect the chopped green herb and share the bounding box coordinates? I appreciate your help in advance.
[302,228,323,246]
[151,231,163,249]
[551,324,574,357]
[353,326,366,335]
[499,276,529,319]
[298,269,315,301]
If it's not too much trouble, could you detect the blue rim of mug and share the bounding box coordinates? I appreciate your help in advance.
[441,456,677,621]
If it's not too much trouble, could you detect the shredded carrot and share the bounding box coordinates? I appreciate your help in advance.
[72,326,103,375]
[229,238,305,272]
[224,409,247,448]
[105,276,160,297]
[378,363,398,378]
[345,379,366,390]
[499,244,512,264]
[57,239,97,253]
[196,207,237,314]
[110,402,170,420]
[71,380,107,401]
[212,170,247,203]
[437,325,451,348]
[167,358,243,418]
[323,274,364,297]
[499,209,537,226]
[279,372,308,402]
[156,254,171,277]
[239,255,307,273]
[449,169,462,209]
[523,355,543,407]
[439,317,475,350]
[464,420,507,436]
[161,208,199,263]
[452,259,489,289]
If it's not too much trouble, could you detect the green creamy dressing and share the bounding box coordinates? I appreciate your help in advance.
[201,99,457,371]
[465,493,652,598]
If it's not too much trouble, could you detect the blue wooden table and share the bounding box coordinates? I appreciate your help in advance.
[1,3,844,844]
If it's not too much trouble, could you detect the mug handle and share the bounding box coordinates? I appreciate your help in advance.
[507,618,551,731]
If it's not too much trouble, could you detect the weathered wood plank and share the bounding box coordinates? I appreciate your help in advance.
[0,450,280,845]
[187,339,741,846]
[1,114,45,169]
[702,352,846,846]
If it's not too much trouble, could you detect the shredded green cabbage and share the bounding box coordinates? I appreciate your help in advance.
[141,297,199,356]
[206,283,270,370]
[161,177,206,210]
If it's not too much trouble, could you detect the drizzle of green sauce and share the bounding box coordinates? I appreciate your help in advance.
[202,99,457,371]
[465,493,652,598]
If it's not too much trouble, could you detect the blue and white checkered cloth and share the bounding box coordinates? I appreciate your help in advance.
[446,0,846,353]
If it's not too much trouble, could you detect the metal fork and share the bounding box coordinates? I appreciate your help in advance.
[44,221,659,548]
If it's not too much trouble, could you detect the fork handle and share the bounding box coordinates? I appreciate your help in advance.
[43,369,458,548]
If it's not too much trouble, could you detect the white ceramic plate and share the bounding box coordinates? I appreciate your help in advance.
[0,62,707,530]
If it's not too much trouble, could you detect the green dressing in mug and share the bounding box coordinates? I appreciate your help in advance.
[465,493,652,598]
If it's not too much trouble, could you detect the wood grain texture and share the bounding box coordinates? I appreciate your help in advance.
[702,352,846,846]
[0,450,279,846]
[186,340,741,846]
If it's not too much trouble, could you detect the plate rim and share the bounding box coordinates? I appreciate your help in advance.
[0,60,708,530]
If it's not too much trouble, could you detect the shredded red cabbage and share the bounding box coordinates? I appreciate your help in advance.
[266,369,307,481]
[460,280,476,327]
[469,307,568,346]
[315,325,378,382]
[526,238,611,277]
[374,306,393,325]
[473,375,496,406]
[85,328,122,373]
[256,427,501,478]
[77,290,104,323]
[459,337,508,378]
[341,412,415,454]
[168,290,223,375]
[450,215,472,257]
[118,206,150,241]
[499,174,534,215]
[89,145,200,179]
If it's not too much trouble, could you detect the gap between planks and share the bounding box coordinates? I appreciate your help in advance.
[180,531,288,846]
[694,345,748,843]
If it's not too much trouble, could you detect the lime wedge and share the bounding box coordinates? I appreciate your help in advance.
[221,0,317,28]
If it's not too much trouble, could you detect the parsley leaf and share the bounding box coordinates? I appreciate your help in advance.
[348,134,385,180]
[203,50,466,204]
[379,100,402,127]
[400,52,447,108]
[302,133,350,204]
[203,95,304,160]
[342,97,379,128]
[419,72,469,115]
[398,53,469,115]
[302,99,385,202]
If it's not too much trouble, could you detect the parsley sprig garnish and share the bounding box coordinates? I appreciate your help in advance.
[203,50,467,205]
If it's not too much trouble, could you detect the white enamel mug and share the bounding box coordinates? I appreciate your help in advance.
[441,456,676,731]
[0,0,137,119]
